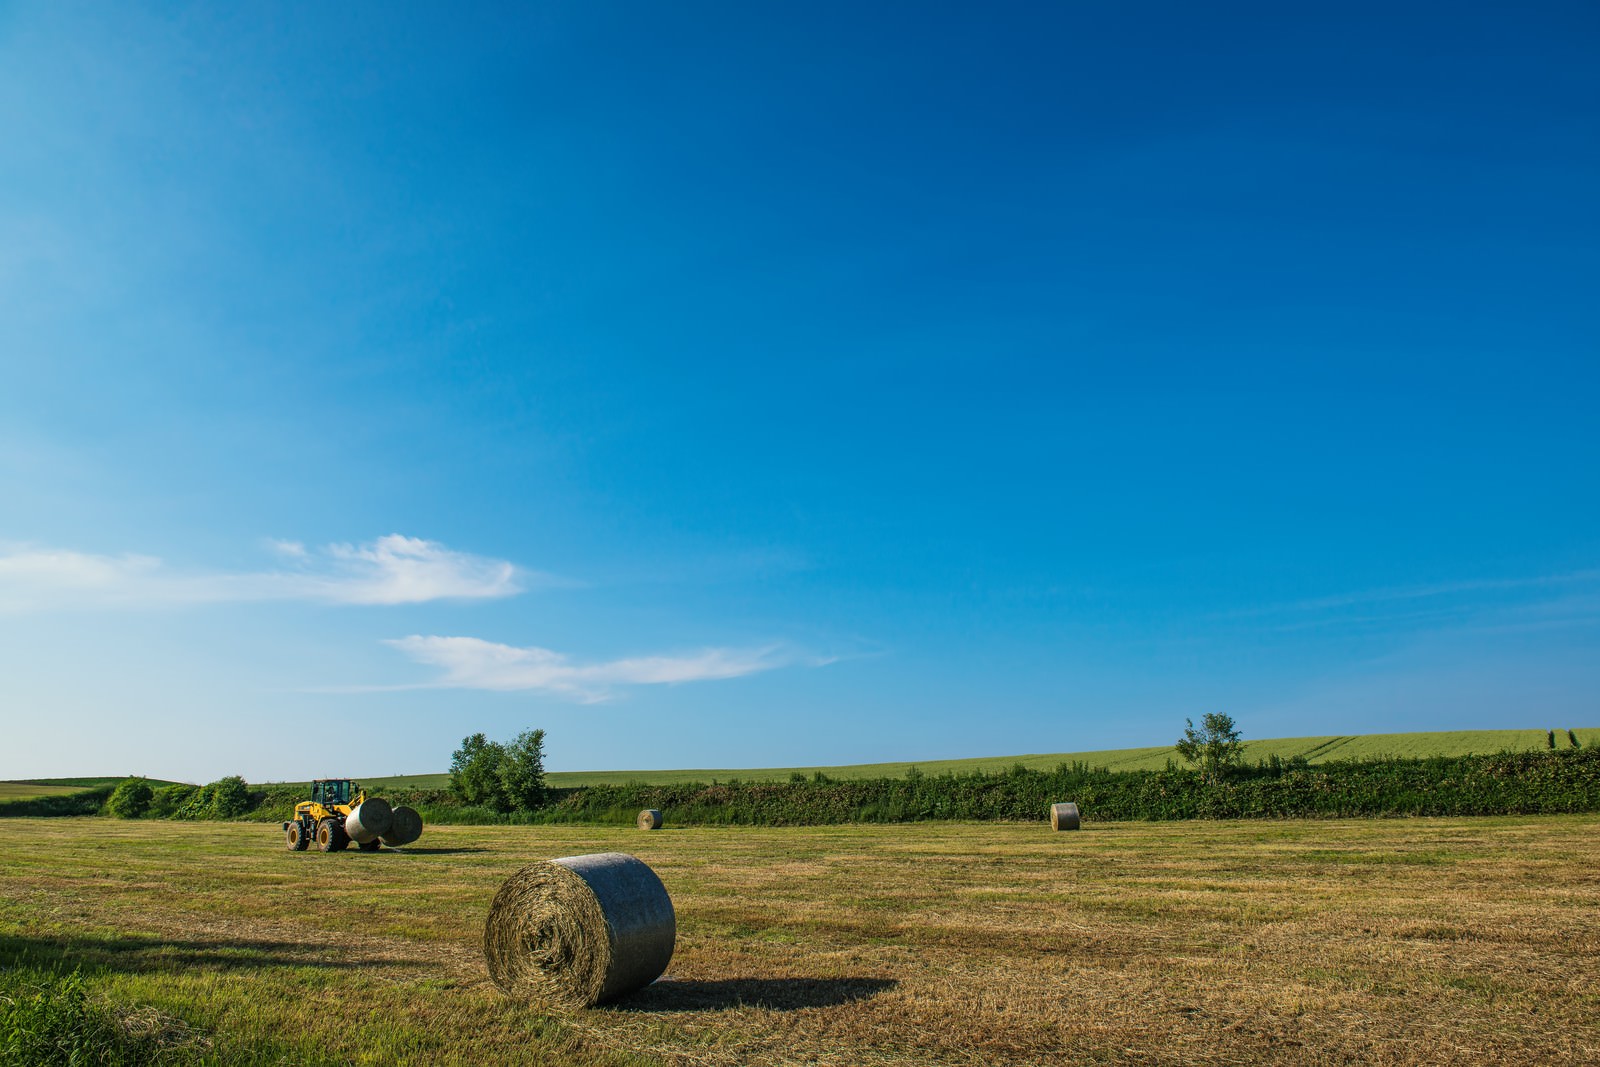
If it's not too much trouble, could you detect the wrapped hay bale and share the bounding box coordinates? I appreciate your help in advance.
[484,852,675,1007]
[1050,802,1081,831]
[345,797,393,843]
[379,805,423,847]
[637,808,663,830]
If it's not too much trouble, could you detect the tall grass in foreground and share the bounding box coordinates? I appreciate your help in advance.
[0,968,191,1066]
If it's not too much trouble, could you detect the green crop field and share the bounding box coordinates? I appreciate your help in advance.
[0,782,90,801]
[277,727,1600,792]
[0,777,181,802]
[1,816,1596,1065]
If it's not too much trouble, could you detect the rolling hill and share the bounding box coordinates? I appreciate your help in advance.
[304,726,1600,791]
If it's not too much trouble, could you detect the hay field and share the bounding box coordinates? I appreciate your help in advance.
[0,777,182,801]
[1,817,1596,1065]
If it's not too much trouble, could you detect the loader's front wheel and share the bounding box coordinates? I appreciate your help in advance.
[286,821,309,851]
[358,839,381,852]
[316,818,348,852]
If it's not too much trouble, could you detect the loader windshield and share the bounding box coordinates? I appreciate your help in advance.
[314,780,352,806]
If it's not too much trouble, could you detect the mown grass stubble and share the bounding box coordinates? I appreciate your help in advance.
[0,816,1596,1065]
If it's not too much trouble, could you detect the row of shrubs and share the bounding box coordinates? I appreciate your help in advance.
[531,748,1600,825]
[16,748,1600,826]
[243,748,1600,825]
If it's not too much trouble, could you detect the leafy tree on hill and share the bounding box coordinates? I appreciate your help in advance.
[450,732,511,812]
[1176,713,1245,782]
[499,728,548,811]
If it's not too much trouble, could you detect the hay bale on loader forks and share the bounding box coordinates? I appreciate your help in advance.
[345,797,393,844]
[484,852,676,1008]
[379,805,423,847]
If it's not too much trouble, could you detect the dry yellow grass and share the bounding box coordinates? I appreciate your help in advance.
[1,816,1596,1064]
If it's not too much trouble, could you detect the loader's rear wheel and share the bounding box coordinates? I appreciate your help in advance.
[286,821,309,851]
[316,818,348,852]
[358,839,381,852]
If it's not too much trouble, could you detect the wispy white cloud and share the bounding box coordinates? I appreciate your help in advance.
[281,536,523,605]
[378,635,813,702]
[1222,566,1600,617]
[264,538,307,559]
[0,534,524,610]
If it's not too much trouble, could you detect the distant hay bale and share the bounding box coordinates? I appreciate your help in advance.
[1050,802,1081,831]
[345,797,393,843]
[379,805,423,847]
[483,852,675,1007]
[637,808,663,830]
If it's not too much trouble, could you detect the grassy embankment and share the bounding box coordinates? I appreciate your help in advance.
[1,817,1597,1065]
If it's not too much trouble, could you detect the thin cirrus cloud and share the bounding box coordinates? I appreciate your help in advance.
[380,635,811,702]
[0,534,524,610]
[1247,569,1600,615]
[1211,568,1600,636]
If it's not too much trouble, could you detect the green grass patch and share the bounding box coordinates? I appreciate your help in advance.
[0,784,86,801]
[0,966,217,1066]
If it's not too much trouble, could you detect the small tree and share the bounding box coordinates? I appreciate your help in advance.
[106,777,153,819]
[1176,713,1244,782]
[1569,729,1581,749]
[450,733,511,811]
[1547,729,1557,750]
[499,728,548,811]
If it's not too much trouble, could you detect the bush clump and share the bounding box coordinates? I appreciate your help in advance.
[150,778,253,820]
[206,776,252,819]
[104,778,154,819]
[147,784,201,819]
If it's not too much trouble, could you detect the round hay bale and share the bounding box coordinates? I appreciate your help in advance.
[1050,802,1081,831]
[636,808,663,831]
[379,805,423,847]
[484,852,675,1008]
[345,797,393,844]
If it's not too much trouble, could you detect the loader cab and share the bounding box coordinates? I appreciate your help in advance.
[312,779,355,807]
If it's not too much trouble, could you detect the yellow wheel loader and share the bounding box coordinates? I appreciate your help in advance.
[283,779,391,853]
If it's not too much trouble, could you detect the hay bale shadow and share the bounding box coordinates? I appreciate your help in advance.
[610,976,897,1013]
[385,846,489,855]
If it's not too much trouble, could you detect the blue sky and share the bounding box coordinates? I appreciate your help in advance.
[2,2,1596,782]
